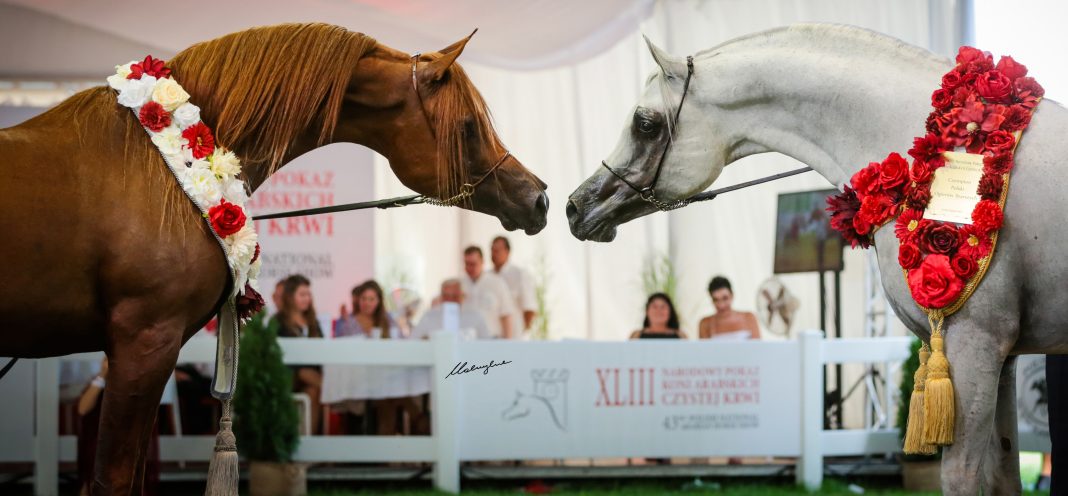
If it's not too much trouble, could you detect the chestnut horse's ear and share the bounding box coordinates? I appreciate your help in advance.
[643,34,687,79]
[426,29,477,82]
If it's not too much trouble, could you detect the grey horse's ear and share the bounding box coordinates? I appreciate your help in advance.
[643,34,687,78]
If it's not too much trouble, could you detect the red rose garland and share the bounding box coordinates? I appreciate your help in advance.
[827,46,1042,309]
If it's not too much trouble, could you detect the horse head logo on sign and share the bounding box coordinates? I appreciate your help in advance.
[501,369,569,431]
[1017,356,1049,435]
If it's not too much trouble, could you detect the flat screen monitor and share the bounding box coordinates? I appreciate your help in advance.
[773,189,844,274]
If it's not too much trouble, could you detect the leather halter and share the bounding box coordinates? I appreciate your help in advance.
[409,52,510,207]
[601,55,695,211]
[597,55,813,211]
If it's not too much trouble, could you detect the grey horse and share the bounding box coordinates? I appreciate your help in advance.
[566,24,1067,495]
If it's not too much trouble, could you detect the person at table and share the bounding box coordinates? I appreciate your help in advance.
[629,293,687,340]
[335,280,401,339]
[490,235,537,336]
[698,276,761,340]
[412,278,491,340]
[273,274,324,434]
[461,246,516,339]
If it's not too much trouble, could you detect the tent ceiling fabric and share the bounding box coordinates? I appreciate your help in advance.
[0,0,655,74]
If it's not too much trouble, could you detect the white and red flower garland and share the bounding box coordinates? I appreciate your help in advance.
[827,46,1043,309]
[108,56,265,320]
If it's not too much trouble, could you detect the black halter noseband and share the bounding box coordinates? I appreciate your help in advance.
[600,55,812,211]
[252,52,510,221]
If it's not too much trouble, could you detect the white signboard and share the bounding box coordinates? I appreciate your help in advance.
[451,340,802,459]
[247,143,376,317]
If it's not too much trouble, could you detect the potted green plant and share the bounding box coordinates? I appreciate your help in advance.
[897,337,941,491]
[234,312,305,496]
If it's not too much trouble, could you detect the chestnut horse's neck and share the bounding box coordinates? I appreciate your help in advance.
[696,25,952,187]
[165,24,379,192]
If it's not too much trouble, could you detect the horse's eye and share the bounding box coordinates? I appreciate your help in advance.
[638,119,656,134]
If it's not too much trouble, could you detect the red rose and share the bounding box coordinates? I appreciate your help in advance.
[899,242,922,269]
[858,193,898,228]
[984,130,1015,154]
[1014,77,1045,109]
[908,254,964,308]
[208,199,247,237]
[977,70,1014,104]
[908,133,946,164]
[1002,105,1032,131]
[128,55,171,80]
[906,182,932,210]
[941,71,963,90]
[236,283,266,322]
[852,212,872,237]
[827,186,869,249]
[957,225,992,261]
[972,200,1004,231]
[956,47,989,66]
[138,101,171,132]
[850,162,882,199]
[879,153,909,189]
[922,223,960,255]
[910,159,934,184]
[983,153,1013,175]
[951,86,977,107]
[182,122,215,159]
[931,89,953,109]
[894,208,927,244]
[951,255,978,279]
[996,55,1028,82]
[977,173,1004,201]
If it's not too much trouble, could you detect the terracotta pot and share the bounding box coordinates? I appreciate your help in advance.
[902,459,942,492]
[249,461,307,496]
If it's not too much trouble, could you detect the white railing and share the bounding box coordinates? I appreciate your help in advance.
[17,330,1052,495]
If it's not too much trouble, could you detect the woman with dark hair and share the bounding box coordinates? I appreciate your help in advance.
[699,276,761,340]
[335,280,401,339]
[629,292,687,340]
[272,274,324,433]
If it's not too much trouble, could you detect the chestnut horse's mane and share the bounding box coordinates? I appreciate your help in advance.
[168,23,377,174]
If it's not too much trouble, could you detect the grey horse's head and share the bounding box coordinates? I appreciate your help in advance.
[567,37,727,242]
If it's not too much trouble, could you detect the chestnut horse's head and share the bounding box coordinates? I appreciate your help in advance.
[334,31,549,234]
[171,24,548,235]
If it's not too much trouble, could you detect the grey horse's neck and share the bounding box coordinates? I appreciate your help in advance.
[696,24,954,187]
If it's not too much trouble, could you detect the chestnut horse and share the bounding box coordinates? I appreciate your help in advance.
[0,23,547,495]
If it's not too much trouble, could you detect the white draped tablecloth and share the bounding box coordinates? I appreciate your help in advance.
[320,335,432,404]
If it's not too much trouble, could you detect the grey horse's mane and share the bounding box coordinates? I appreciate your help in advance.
[653,23,951,138]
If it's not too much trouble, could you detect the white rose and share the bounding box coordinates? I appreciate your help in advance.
[151,78,190,112]
[172,103,201,129]
[225,224,258,268]
[106,62,135,91]
[210,149,241,178]
[222,177,249,205]
[150,125,184,155]
[116,75,156,108]
[182,167,222,207]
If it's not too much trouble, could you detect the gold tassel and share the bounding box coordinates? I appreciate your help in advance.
[922,311,955,446]
[903,345,937,454]
[205,399,239,496]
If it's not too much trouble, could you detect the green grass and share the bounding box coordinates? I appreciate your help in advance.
[309,478,1047,495]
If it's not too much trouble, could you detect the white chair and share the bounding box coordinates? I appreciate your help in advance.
[292,392,312,436]
[159,372,183,467]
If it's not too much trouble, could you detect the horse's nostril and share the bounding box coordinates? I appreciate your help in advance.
[565,198,579,222]
[535,192,549,213]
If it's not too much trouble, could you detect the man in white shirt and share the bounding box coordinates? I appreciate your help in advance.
[412,279,491,340]
[491,236,537,335]
[460,246,516,339]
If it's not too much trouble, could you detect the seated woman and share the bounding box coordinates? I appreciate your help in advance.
[335,280,422,435]
[698,276,761,340]
[273,274,325,434]
[630,292,687,339]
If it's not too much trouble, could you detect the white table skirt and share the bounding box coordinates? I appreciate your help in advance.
[319,334,431,403]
